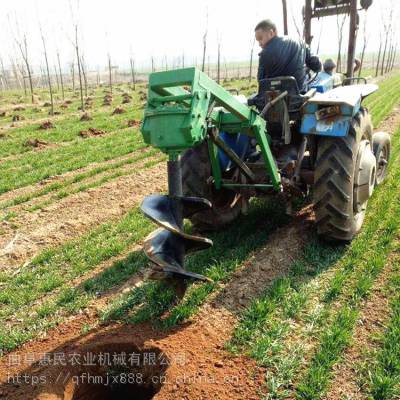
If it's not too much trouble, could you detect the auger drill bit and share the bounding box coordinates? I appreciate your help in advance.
[141,158,213,283]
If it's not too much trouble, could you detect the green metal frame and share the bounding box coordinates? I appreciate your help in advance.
[141,67,281,191]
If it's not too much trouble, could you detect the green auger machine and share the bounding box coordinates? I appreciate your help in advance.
[140,67,390,284]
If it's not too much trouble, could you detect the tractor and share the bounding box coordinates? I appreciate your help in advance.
[138,0,390,286]
[139,67,391,283]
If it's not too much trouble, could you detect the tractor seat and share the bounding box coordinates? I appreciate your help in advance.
[248,76,307,116]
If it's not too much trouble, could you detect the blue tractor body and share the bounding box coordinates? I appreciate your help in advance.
[300,83,378,137]
[216,73,378,171]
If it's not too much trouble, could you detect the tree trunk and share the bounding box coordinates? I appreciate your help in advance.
[81,56,88,97]
[358,12,369,78]
[282,0,288,35]
[390,45,397,70]
[75,26,84,111]
[108,54,112,94]
[41,28,54,115]
[336,15,347,73]
[130,58,136,90]
[375,39,382,77]
[201,26,207,72]
[0,58,9,90]
[217,42,221,84]
[16,35,35,103]
[71,62,75,93]
[249,38,255,83]
[57,52,65,100]
[381,32,390,75]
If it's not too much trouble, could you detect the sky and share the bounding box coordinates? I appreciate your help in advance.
[0,0,398,73]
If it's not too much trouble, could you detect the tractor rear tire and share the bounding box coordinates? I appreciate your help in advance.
[313,108,374,242]
[181,141,245,231]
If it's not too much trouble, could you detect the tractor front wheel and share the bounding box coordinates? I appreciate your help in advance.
[313,108,376,242]
[181,141,246,231]
[372,131,391,185]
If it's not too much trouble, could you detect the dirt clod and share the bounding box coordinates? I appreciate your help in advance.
[79,127,106,138]
[12,114,25,122]
[80,112,93,121]
[24,138,48,148]
[112,107,126,115]
[39,120,54,130]
[127,119,141,128]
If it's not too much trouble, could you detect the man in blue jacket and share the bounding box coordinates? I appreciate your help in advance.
[255,19,321,92]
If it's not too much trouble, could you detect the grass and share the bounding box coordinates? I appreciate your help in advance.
[0,72,400,395]
[101,198,290,325]
[354,254,400,400]
[0,106,142,158]
[226,82,400,398]
[364,73,400,126]
[0,206,152,351]
[0,128,145,194]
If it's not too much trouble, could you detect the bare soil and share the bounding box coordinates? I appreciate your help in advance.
[78,127,106,138]
[0,162,167,270]
[0,208,313,400]
[0,90,398,400]
[23,138,49,148]
[38,121,54,130]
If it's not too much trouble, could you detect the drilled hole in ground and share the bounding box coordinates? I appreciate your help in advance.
[62,342,168,400]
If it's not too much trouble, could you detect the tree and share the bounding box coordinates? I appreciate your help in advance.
[70,61,75,93]
[57,52,65,100]
[54,65,60,92]
[380,6,394,75]
[217,39,221,84]
[74,25,84,110]
[201,10,208,72]
[375,33,383,77]
[39,25,54,115]
[282,0,288,35]
[81,55,88,97]
[130,57,136,91]
[248,37,255,83]
[336,14,347,72]
[16,61,27,96]
[358,11,370,78]
[0,57,9,91]
[14,33,35,103]
[108,53,112,94]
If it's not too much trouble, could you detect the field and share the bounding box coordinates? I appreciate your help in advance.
[0,71,400,400]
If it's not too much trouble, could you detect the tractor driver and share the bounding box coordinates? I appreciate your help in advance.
[254,19,321,93]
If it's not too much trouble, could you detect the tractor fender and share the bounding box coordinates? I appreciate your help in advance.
[300,84,378,137]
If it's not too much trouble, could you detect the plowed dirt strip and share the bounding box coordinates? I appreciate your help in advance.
[0,211,312,400]
[323,253,399,400]
[2,151,160,215]
[0,129,136,205]
[0,162,167,271]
